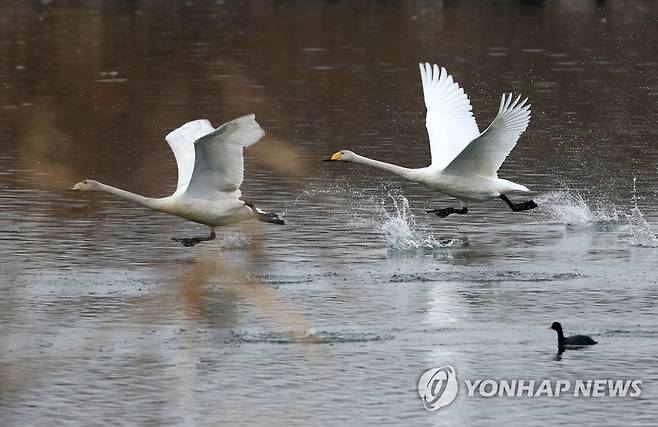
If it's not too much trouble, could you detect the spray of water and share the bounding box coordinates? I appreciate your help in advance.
[295,178,464,251]
[623,178,658,248]
[536,180,657,248]
[374,182,657,249]
[377,195,463,251]
[624,207,658,248]
[216,232,251,249]
[301,177,656,250]
[536,190,620,226]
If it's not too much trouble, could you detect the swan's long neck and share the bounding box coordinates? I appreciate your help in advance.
[349,153,416,180]
[95,182,166,212]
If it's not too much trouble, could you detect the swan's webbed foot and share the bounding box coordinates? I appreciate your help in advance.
[257,211,285,225]
[426,207,468,218]
[172,237,202,247]
[500,195,538,212]
[518,200,538,211]
[172,231,216,247]
[243,200,285,225]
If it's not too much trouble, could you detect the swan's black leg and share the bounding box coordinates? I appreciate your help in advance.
[426,207,468,218]
[499,194,538,212]
[172,230,216,247]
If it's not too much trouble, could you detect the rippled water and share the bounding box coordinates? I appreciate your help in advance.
[1,1,658,426]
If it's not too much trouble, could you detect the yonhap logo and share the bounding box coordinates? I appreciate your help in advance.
[418,366,642,412]
[417,366,458,411]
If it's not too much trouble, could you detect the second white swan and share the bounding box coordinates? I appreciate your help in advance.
[325,63,537,217]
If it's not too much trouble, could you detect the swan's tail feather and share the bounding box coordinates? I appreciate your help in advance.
[497,179,530,193]
[513,183,530,192]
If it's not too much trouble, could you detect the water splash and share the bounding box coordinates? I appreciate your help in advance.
[302,178,656,250]
[378,195,462,251]
[297,178,463,251]
[536,190,620,226]
[537,183,657,248]
[622,178,658,248]
[624,206,658,248]
[216,232,251,249]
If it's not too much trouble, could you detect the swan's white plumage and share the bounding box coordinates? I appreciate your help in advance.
[72,114,282,242]
[326,63,535,207]
[419,63,480,170]
[184,114,265,199]
[165,119,215,195]
[445,93,531,177]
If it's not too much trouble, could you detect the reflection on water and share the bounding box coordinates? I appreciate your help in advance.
[1,1,658,425]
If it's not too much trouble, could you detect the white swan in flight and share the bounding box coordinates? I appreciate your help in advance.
[325,63,537,217]
[71,114,284,246]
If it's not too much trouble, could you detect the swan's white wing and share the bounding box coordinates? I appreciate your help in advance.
[419,63,480,170]
[165,119,215,196]
[444,93,531,177]
[184,114,264,199]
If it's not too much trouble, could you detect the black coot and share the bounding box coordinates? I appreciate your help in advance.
[550,322,597,350]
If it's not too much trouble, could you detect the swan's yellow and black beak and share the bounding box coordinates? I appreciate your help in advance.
[323,152,342,161]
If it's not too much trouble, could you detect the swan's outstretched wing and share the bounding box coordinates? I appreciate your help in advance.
[444,93,531,177]
[419,63,480,170]
[184,114,265,199]
[165,119,215,196]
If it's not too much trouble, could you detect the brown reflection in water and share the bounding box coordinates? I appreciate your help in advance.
[20,99,79,192]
